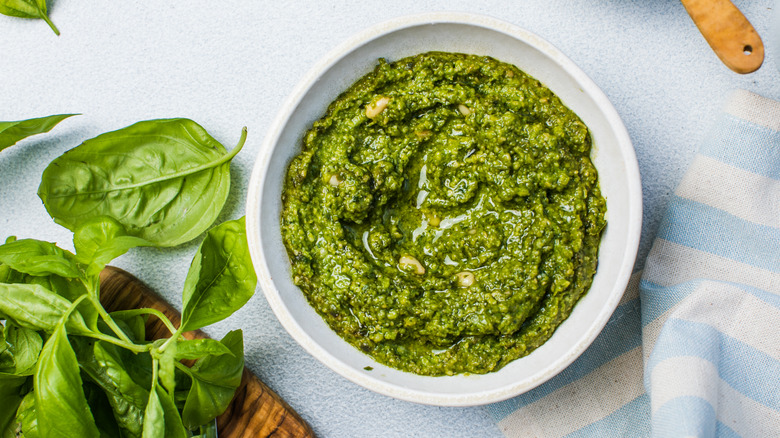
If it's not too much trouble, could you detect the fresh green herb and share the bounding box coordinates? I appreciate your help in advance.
[83,382,121,437]
[155,385,188,438]
[181,330,244,430]
[0,238,81,278]
[0,283,91,334]
[180,217,257,332]
[1,325,42,376]
[75,338,148,437]
[0,364,27,433]
[73,216,153,279]
[11,392,38,437]
[142,380,165,438]
[2,218,256,436]
[175,339,233,361]
[0,0,59,35]
[34,297,100,438]
[0,114,75,151]
[38,119,247,247]
[1,118,255,436]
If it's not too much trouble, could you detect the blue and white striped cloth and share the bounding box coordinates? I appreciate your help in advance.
[487,90,780,437]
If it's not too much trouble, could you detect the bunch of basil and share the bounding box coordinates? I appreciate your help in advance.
[0,116,257,437]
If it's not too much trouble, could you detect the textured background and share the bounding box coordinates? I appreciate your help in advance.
[2,1,779,436]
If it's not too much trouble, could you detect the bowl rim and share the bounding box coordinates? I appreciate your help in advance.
[246,11,642,406]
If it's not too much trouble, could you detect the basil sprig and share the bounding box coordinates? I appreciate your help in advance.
[0,0,59,35]
[1,217,256,437]
[1,118,257,436]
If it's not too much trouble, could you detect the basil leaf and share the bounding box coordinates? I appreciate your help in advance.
[2,325,43,375]
[83,382,120,438]
[181,330,243,429]
[0,375,26,435]
[0,114,74,151]
[74,339,147,438]
[0,238,95,328]
[26,275,97,330]
[0,262,17,284]
[1,268,98,331]
[0,239,81,278]
[180,218,257,332]
[0,283,90,335]
[93,342,151,408]
[0,324,7,359]
[0,0,60,35]
[73,216,151,270]
[34,318,99,438]
[109,311,146,343]
[153,339,177,395]
[38,119,247,247]
[156,386,187,438]
[12,391,38,438]
[141,384,164,438]
[175,339,233,361]
[142,384,186,438]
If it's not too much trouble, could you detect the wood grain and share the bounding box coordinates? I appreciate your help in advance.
[99,266,315,438]
[681,0,764,74]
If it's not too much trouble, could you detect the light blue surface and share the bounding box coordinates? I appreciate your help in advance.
[2,1,780,437]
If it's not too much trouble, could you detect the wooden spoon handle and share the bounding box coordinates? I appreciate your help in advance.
[681,0,764,74]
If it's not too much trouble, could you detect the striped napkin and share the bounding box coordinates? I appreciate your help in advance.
[487,89,780,437]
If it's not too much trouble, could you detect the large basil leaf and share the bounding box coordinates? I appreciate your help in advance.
[179,218,257,332]
[0,283,90,335]
[0,0,60,35]
[0,239,81,278]
[38,119,247,247]
[181,330,243,429]
[34,318,99,438]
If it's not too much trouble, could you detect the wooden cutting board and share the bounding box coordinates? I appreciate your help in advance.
[99,266,315,438]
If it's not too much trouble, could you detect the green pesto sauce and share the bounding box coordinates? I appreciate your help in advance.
[281,52,607,376]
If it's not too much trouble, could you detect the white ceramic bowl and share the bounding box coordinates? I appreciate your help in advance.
[246,12,642,406]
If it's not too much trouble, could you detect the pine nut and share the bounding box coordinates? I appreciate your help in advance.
[366,96,390,119]
[399,255,425,275]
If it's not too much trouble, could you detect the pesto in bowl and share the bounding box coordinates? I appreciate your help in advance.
[280,51,606,376]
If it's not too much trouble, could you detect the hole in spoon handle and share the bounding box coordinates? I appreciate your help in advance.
[681,0,764,74]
